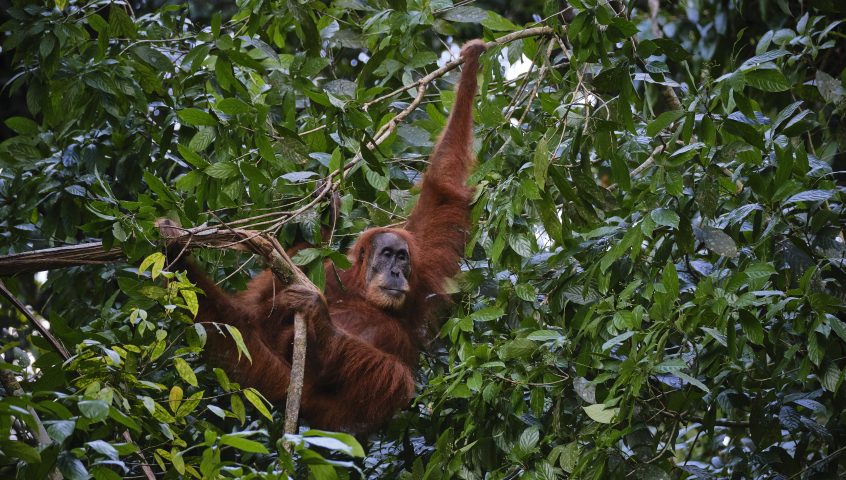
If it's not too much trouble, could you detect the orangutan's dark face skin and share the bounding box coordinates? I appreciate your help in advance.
[365,232,411,309]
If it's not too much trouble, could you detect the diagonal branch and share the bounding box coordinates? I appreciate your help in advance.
[0,280,70,359]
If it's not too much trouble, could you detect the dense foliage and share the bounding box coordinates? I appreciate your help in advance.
[2,0,846,478]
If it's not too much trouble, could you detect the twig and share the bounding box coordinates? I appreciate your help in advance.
[0,280,70,359]
[515,39,556,126]
[655,409,750,428]
[606,143,665,192]
[788,445,846,479]
[266,176,335,233]
[284,312,307,437]
[122,431,157,480]
[236,234,315,444]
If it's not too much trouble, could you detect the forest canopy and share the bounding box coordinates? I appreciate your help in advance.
[1,0,846,478]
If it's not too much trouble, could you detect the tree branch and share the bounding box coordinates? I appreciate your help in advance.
[0,280,70,359]
[0,225,290,276]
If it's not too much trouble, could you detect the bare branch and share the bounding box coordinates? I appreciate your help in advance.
[0,280,70,359]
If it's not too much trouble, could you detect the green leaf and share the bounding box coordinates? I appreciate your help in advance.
[821,364,843,393]
[304,430,366,457]
[700,227,738,257]
[508,233,533,257]
[364,167,389,191]
[583,403,619,423]
[646,110,684,137]
[397,125,431,147]
[741,49,790,68]
[169,386,183,413]
[86,440,119,460]
[291,248,323,266]
[130,45,172,71]
[517,426,540,454]
[745,263,776,281]
[181,289,199,317]
[217,97,251,115]
[175,390,205,417]
[4,116,39,135]
[739,313,764,345]
[57,452,89,480]
[243,388,273,420]
[695,176,720,218]
[173,357,198,387]
[177,144,210,169]
[231,394,246,424]
[0,440,41,463]
[205,162,240,179]
[723,119,765,149]
[673,371,710,393]
[808,334,824,366]
[601,331,635,351]
[78,399,109,421]
[87,13,109,32]
[556,441,581,473]
[471,305,505,322]
[255,134,276,165]
[139,252,166,278]
[662,261,679,300]
[830,316,846,344]
[189,127,216,151]
[500,338,537,360]
[515,283,538,302]
[533,135,551,191]
[816,70,845,103]
[442,6,487,23]
[784,190,834,204]
[225,325,252,363]
[526,330,562,341]
[172,449,185,475]
[573,377,597,403]
[481,11,518,31]
[653,38,690,61]
[178,108,217,126]
[220,434,270,454]
[744,67,790,92]
[46,420,76,443]
[650,208,680,228]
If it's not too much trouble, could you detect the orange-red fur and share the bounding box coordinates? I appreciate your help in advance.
[182,40,486,432]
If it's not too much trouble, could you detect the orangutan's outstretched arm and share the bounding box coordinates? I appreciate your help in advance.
[404,40,487,289]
